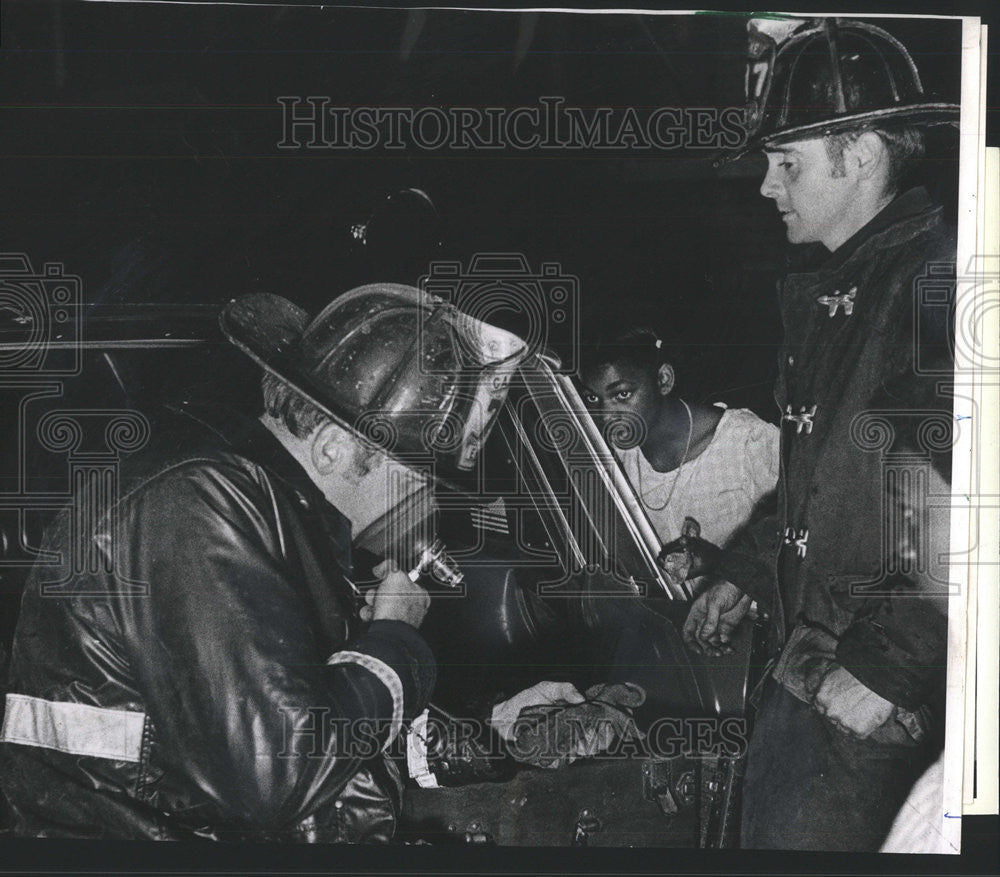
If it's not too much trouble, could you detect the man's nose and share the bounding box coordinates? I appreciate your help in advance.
[759,165,780,200]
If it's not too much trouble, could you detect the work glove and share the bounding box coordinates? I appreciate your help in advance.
[505,681,646,769]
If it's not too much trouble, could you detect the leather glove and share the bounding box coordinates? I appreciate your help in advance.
[658,517,722,583]
[507,682,646,769]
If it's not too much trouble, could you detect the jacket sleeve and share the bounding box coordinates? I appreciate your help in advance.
[834,587,947,709]
[834,491,950,709]
[834,347,952,709]
[117,462,436,830]
[716,498,780,613]
[834,368,952,709]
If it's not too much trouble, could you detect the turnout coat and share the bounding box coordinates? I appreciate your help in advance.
[738,186,955,713]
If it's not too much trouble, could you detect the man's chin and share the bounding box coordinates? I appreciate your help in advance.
[779,214,806,244]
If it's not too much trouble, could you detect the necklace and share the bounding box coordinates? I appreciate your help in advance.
[634,399,693,512]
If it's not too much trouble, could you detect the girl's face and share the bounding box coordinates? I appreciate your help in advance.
[579,360,663,448]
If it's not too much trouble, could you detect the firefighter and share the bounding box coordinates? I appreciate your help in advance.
[0,283,524,841]
[673,18,959,850]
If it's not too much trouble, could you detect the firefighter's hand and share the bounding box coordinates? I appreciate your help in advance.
[814,666,895,738]
[682,580,752,656]
[359,560,431,629]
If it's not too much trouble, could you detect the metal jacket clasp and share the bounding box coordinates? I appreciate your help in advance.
[783,404,817,434]
[783,527,809,559]
[817,286,857,317]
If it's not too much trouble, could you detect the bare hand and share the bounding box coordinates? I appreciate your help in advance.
[682,580,752,656]
[814,666,895,738]
[359,560,431,629]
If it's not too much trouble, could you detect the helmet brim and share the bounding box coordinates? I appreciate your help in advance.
[220,292,364,437]
[714,102,960,167]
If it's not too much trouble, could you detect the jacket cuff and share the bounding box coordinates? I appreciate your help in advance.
[835,619,944,710]
[350,620,437,720]
[715,551,774,613]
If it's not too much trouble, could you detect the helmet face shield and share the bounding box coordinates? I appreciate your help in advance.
[221,284,530,486]
[442,312,526,471]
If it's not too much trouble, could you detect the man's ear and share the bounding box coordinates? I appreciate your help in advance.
[311,421,347,476]
[850,131,886,182]
[657,363,676,396]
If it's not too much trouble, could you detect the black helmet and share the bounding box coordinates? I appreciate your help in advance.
[221,283,528,475]
[727,17,959,161]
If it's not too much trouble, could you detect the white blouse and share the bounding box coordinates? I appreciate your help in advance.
[616,406,780,547]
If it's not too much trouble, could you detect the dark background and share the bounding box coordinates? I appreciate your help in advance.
[0,1,964,418]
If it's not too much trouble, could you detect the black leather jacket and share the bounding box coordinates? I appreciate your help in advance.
[1,404,436,841]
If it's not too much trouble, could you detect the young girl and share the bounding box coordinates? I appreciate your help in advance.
[579,326,779,552]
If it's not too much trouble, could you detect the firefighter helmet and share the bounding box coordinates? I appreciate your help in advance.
[221,284,527,474]
[728,17,959,161]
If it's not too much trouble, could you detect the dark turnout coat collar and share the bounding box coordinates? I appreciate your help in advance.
[162,400,336,515]
[786,186,941,278]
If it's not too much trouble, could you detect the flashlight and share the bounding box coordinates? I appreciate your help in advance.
[408,538,465,589]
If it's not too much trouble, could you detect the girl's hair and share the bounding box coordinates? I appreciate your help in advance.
[581,324,685,385]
